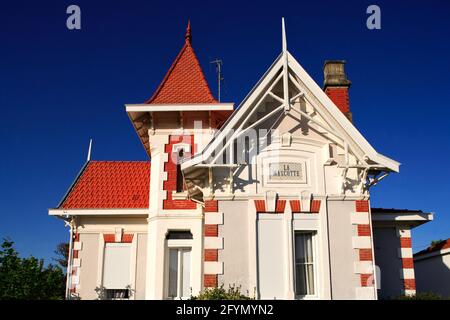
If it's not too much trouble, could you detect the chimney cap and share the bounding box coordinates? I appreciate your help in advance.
[324,59,347,65]
[323,60,351,88]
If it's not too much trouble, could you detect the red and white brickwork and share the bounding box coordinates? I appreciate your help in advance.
[69,232,82,296]
[163,135,197,210]
[352,200,376,299]
[397,227,416,296]
[253,199,321,213]
[203,200,224,287]
[68,230,135,297]
[103,231,134,243]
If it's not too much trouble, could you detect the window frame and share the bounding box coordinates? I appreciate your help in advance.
[165,239,193,299]
[293,230,319,299]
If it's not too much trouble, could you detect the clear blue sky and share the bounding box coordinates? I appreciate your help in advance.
[1,0,449,262]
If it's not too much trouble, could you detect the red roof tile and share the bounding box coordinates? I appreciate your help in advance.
[146,23,217,104]
[60,161,150,209]
[414,238,450,256]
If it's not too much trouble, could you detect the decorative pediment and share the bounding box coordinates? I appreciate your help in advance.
[181,18,399,200]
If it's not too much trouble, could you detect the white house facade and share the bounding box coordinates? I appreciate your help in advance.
[49,20,433,300]
[414,238,450,296]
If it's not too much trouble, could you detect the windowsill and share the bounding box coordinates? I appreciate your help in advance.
[172,191,189,200]
[296,295,319,300]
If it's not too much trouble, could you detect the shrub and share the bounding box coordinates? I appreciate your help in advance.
[190,284,253,300]
[396,292,448,300]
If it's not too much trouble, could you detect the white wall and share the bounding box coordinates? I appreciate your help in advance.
[372,227,403,299]
[415,251,450,296]
[77,233,100,299]
[218,200,251,293]
[135,234,147,299]
[327,200,360,299]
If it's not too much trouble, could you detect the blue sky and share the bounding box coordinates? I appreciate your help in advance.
[0,0,449,261]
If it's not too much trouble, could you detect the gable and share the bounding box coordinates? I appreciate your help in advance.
[182,50,399,173]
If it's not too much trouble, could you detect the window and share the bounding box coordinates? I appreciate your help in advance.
[176,149,185,192]
[294,232,316,297]
[167,248,191,299]
[105,289,129,300]
[166,230,193,240]
[102,243,131,298]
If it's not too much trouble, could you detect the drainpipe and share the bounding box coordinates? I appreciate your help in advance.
[325,197,333,299]
[367,199,379,300]
[60,216,75,300]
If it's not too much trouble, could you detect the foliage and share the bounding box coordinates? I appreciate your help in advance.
[430,239,445,247]
[0,238,66,300]
[396,292,448,300]
[190,284,253,300]
[94,285,134,300]
[53,242,69,269]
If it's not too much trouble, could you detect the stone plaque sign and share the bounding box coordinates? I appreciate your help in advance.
[268,162,306,183]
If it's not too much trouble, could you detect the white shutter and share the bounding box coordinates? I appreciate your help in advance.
[103,243,131,289]
[257,214,285,299]
[181,250,191,297]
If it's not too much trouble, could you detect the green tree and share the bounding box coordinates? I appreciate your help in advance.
[53,242,69,269]
[0,238,65,300]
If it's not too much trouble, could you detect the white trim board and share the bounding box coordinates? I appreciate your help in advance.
[125,103,234,112]
[48,209,149,216]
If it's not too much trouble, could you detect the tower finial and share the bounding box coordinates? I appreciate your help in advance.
[185,20,192,44]
[87,138,93,162]
[282,17,287,52]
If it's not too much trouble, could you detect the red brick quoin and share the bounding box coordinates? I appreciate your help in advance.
[359,249,373,261]
[355,200,369,212]
[360,273,374,287]
[204,274,218,288]
[357,224,371,237]
[400,237,412,248]
[204,249,218,262]
[404,279,416,290]
[163,135,196,210]
[402,258,414,269]
[204,200,218,212]
[204,225,218,237]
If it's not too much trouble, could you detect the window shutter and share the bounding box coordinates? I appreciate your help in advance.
[103,243,131,289]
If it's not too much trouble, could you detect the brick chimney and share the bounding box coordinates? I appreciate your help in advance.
[323,60,352,122]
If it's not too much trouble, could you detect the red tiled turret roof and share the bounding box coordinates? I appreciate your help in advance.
[59,161,150,209]
[146,21,217,104]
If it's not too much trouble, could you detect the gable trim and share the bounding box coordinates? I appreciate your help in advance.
[182,50,399,172]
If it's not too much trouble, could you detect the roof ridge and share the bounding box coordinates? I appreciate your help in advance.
[188,43,217,103]
[146,42,189,103]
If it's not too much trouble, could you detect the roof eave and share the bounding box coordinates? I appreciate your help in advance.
[372,211,433,228]
[126,103,234,112]
[49,208,149,216]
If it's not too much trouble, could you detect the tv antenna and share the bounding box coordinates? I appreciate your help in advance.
[210,58,224,102]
